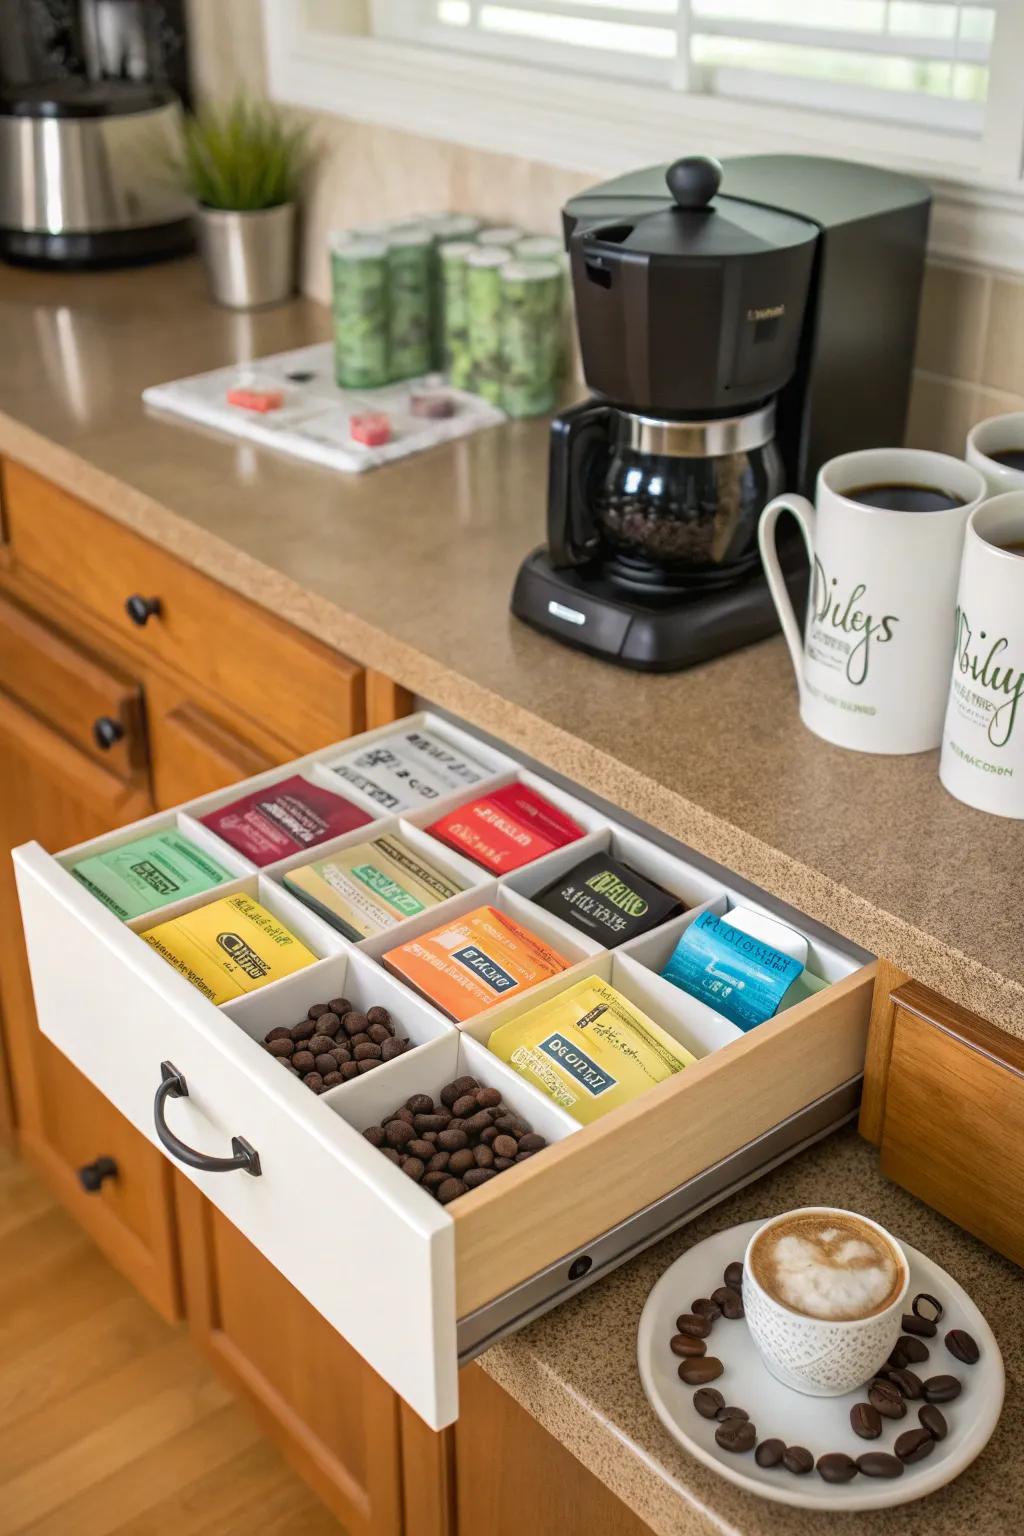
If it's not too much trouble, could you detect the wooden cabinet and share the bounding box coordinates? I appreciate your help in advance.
[0,620,181,1321]
[176,1178,403,1536]
[144,671,290,806]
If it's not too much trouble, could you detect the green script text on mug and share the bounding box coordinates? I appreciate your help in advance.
[808,558,899,686]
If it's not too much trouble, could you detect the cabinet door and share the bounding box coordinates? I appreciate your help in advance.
[144,672,287,808]
[0,688,180,1322]
[175,1176,403,1536]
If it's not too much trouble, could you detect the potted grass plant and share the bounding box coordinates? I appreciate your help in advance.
[179,96,310,310]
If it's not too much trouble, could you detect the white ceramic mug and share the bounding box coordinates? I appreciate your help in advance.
[939,492,1024,819]
[966,411,1024,494]
[759,449,986,754]
[742,1207,910,1397]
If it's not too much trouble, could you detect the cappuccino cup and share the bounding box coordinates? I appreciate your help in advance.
[743,1206,909,1396]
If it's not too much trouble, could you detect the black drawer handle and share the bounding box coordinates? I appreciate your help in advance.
[78,1155,118,1192]
[126,594,161,626]
[93,715,125,750]
[154,1061,262,1177]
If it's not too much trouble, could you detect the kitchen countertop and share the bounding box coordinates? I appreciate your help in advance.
[0,260,1021,1033]
[1,259,1021,1535]
[484,1123,1022,1536]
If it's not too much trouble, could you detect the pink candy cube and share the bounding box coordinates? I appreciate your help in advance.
[350,411,391,446]
[226,385,284,413]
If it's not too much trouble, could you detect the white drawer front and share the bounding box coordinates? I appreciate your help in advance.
[14,843,459,1428]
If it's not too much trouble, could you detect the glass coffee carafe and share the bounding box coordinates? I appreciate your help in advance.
[590,404,783,589]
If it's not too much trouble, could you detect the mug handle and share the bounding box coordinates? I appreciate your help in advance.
[758,495,817,700]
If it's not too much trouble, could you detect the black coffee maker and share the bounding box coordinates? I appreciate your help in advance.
[512,154,931,670]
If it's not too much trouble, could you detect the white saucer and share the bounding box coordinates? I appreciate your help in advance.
[637,1218,1004,1512]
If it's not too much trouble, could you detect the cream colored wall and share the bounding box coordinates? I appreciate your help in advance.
[190,0,1024,452]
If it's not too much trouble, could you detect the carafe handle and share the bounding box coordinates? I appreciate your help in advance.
[758,495,817,699]
[547,400,611,567]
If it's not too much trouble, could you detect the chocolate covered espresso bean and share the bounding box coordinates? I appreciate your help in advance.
[669,1334,707,1359]
[675,1312,712,1339]
[817,1453,857,1484]
[902,1313,937,1338]
[893,1335,930,1366]
[692,1388,724,1419]
[783,1446,813,1476]
[886,1367,923,1399]
[690,1298,722,1321]
[923,1374,962,1403]
[946,1329,980,1364]
[857,1453,904,1479]
[723,1261,744,1290]
[715,1405,748,1423]
[895,1427,935,1464]
[715,1418,756,1453]
[678,1356,723,1386]
[711,1285,744,1319]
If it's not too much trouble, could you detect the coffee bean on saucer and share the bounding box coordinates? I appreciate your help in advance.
[679,1357,723,1386]
[850,1402,882,1439]
[715,1405,748,1423]
[868,1379,906,1419]
[897,1335,931,1365]
[691,1297,722,1321]
[711,1285,744,1319]
[886,1367,924,1400]
[693,1388,724,1419]
[912,1292,944,1324]
[716,1419,756,1454]
[675,1312,712,1338]
[856,1452,905,1479]
[923,1374,962,1403]
[783,1446,813,1476]
[670,1334,706,1359]
[946,1329,980,1365]
[902,1313,937,1338]
[723,1261,744,1289]
[755,1438,785,1468]
[895,1427,935,1464]
[919,1404,949,1441]
[817,1453,857,1484]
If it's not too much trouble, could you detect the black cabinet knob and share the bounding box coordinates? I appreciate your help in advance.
[78,1156,118,1193]
[125,594,161,626]
[92,716,125,751]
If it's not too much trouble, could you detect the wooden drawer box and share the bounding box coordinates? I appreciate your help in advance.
[1,461,362,749]
[13,713,874,1428]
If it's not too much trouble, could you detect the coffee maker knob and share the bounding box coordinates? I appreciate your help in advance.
[665,155,723,210]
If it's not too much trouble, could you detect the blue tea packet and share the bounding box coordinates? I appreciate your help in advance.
[661,909,805,1031]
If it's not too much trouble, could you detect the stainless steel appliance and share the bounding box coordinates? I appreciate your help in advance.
[511,153,932,671]
[0,75,193,265]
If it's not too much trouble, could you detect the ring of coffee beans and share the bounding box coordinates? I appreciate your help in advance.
[669,1265,980,1485]
[263,999,412,1093]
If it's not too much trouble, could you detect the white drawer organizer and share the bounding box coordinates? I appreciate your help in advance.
[14,711,876,1429]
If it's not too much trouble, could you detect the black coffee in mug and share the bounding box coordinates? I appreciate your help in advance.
[846,483,966,512]
[987,448,1024,472]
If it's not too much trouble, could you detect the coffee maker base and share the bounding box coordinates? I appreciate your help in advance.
[511,547,808,672]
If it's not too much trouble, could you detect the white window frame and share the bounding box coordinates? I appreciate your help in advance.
[262,0,1024,273]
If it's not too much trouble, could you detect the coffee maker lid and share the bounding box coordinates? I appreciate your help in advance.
[564,154,818,259]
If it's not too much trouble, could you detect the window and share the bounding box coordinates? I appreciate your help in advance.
[374,1,999,134]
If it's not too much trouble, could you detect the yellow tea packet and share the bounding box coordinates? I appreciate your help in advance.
[141,893,317,1004]
[488,976,695,1124]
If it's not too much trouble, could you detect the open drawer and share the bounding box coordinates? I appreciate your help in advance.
[14,711,875,1429]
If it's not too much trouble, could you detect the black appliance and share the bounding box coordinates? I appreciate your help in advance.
[511,153,932,671]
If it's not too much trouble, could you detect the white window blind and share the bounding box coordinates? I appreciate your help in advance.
[374,1,998,135]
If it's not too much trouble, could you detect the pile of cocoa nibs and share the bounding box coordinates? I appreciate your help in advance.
[262,998,411,1094]
[362,1075,547,1204]
[672,1279,980,1484]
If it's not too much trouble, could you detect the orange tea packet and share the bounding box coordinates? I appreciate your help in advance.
[383,904,571,1021]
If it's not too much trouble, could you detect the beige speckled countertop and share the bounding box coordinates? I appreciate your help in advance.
[2,260,1021,1535]
[484,1125,1022,1536]
[0,260,1021,1033]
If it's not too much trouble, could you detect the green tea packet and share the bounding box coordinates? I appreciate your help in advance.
[71,829,234,921]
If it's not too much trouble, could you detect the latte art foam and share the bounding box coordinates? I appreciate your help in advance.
[750,1212,904,1321]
